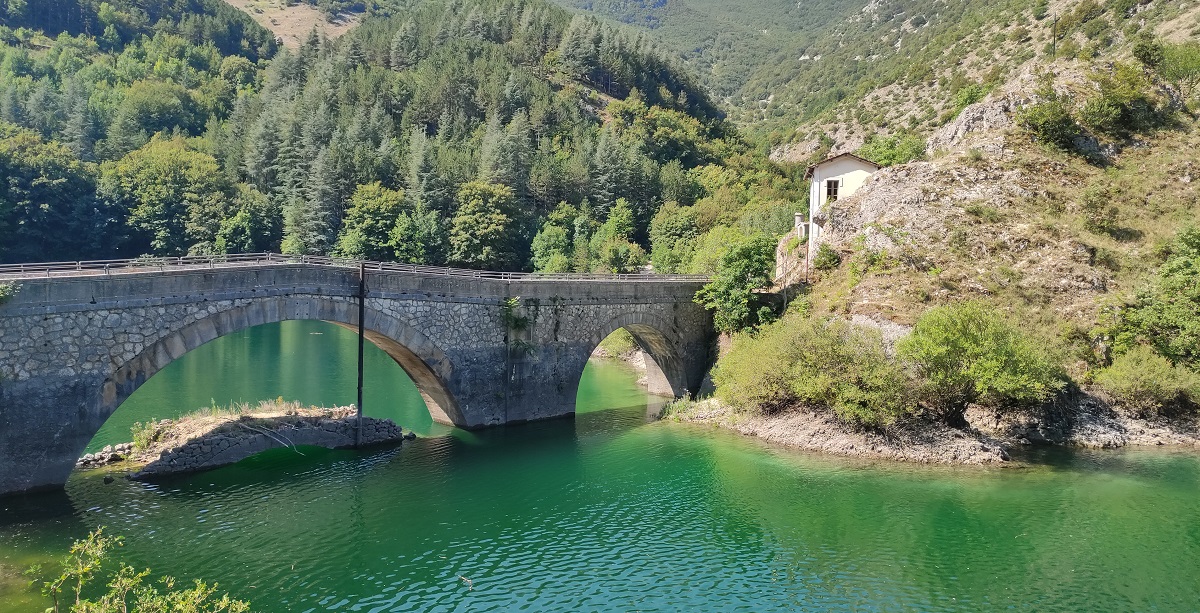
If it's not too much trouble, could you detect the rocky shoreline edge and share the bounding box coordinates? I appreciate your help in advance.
[665,394,1200,465]
[77,405,413,479]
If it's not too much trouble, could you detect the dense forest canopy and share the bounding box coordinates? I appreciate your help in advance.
[0,0,805,271]
[0,0,278,60]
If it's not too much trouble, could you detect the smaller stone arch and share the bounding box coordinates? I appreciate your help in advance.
[99,296,463,432]
[582,311,693,399]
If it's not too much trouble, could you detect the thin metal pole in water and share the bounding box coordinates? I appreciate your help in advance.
[356,262,366,448]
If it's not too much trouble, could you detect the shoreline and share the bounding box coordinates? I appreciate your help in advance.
[665,396,1200,466]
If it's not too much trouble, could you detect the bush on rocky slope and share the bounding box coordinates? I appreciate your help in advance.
[1094,345,1200,418]
[897,301,1065,424]
[713,315,914,429]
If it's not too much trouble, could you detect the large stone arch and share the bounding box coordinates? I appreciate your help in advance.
[572,310,693,402]
[100,295,463,434]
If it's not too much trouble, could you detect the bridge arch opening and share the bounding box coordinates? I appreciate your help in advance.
[82,298,464,462]
[572,312,693,417]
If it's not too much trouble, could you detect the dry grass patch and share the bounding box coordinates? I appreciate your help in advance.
[221,0,359,47]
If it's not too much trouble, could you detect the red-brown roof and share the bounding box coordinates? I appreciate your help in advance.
[803,152,881,179]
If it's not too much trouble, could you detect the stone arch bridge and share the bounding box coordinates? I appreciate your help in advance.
[0,255,713,496]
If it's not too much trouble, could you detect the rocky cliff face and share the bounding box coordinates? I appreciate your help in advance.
[800,60,1196,336]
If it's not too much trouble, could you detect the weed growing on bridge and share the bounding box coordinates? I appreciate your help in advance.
[0,282,18,305]
[25,526,249,613]
[499,297,529,331]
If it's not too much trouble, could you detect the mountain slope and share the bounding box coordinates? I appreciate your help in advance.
[552,0,1200,147]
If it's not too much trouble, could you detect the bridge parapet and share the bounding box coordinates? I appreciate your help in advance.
[0,256,714,496]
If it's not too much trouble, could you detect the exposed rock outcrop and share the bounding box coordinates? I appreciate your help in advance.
[667,399,1010,465]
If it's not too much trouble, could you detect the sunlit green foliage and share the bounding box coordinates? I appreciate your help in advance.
[713,315,914,428]
[0,122,109,262]
[648,200,697,273]
[897,302,1065,422]
[26,526,250,613]
[1111,228,1200,368]
[448,181,521,270]
[1094,345,1199,418]
[0,281,17,304]
[1017,93,1079,151]
[333,182,405,261]
[1159,41,1200,101]
[97,136,231,256]
[812,243,841,271]
[0,0,804,273]
[855,132,925,167]
[693,233,776,333]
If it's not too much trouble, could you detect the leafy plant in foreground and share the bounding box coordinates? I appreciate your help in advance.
[27,526,249,613]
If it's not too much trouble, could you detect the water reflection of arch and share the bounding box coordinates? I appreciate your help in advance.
[99,296,462,433]
[577,311,691,400]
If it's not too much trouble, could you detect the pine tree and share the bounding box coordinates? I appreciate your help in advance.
[389,21,418,70]
[590,128,622,217]
[557,15,599,81]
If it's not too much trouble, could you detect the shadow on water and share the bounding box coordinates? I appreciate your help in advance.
[0,489,76,528]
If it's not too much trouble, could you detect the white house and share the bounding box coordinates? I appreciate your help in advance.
[802,152,880,274]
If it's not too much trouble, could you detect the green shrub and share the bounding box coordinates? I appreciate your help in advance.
[855,132,926,166]
[714,316,915,429]
[1133,36,1164,68]
[713,320,803,414]
[130,421,162,452]
[693,233,777,333]
[1017,97,1079,150]
[1159,41,1200,100]
[952,84,988,115]
[812,243,841,271]
[1078,96,1122,133]
[1094,346,1200,417]
[1079,185,1119,234]
[897,302,1065,422]
[27,526,250,612]
[788,319,914,428]
[1112,228,1200,367]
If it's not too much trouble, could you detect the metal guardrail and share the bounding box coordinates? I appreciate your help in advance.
[0,253,710,282]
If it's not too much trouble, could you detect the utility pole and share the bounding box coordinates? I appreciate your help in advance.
[355,262,366,448]
[1051,13,1057,61]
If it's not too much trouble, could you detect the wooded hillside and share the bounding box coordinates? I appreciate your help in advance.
[0,0,806,270]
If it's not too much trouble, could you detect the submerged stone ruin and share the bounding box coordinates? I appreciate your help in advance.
[78,406,412,480]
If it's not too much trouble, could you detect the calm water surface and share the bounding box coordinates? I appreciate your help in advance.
[2,321,1199,612]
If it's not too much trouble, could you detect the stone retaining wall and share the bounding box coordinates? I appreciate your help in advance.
[132,415,410,479]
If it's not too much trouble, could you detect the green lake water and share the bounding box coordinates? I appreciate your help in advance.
[2,321,1200,611]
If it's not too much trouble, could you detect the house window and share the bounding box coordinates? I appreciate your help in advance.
[826,179,840,202]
